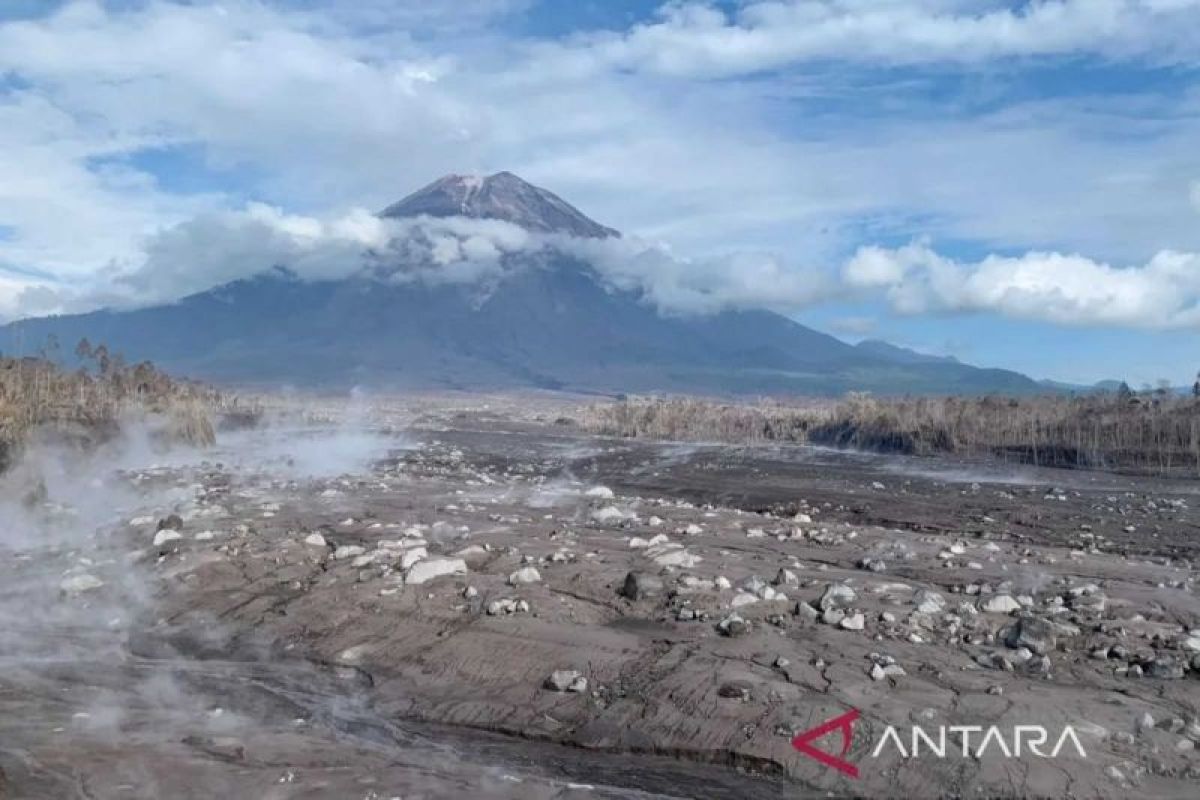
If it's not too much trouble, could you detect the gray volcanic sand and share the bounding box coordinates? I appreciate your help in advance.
[2,396,1198,798]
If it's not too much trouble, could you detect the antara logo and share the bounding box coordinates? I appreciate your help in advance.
[792,709,1087,778]
[791,709,861,778]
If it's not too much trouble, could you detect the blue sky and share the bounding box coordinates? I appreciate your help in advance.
[0,1,1199,385]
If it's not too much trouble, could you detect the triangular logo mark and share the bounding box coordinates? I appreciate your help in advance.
[792,708,860,778]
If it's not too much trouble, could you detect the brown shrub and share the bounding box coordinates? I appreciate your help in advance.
[580,392,1200,476]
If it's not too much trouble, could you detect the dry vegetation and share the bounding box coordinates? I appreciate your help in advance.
[0,341,230,471]
[583,391,1200,475]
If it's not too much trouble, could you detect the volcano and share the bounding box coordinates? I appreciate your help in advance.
[0,172,1039,395]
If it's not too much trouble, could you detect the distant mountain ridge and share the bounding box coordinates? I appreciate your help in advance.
[1,172,1044,396]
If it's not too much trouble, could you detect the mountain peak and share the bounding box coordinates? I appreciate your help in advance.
[379,171,619,238]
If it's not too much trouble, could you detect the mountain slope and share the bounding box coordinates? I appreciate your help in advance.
[1,173,1043,396]
[380,172,619,238]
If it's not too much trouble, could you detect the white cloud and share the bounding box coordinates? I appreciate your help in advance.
[5,199,829,319]
[548,0,1200,78]
[844,241,1200,328]
[566,236,835,315]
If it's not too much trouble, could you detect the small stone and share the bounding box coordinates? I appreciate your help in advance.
[333,545,366,560]
[303,533,327,547]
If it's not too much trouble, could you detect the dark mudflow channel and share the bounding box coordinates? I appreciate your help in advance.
[0,627,790,799]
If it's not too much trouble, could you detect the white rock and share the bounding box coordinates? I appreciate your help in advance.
[839,612,866,631]
[333,545,366,560]
[508,567,542,585]
[914,589,946,615]
[405,557,468,585]
[487,599,515,615]
[731,592,759,608]
[338,645,369,663]
[585,486,615,499]
[544,669,588,692]
[774,568,799,586]
[630,533,669,549]
[303,533,328,547]
[152,530,182,547]
[819,583,857,611]
[980,594,1022,614]
[60,574,104,594]
[400,547,428,569]
[646,543,701,568]
[591,506,633,524]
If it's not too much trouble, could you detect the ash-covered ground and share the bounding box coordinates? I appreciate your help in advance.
[2,395,1198,799]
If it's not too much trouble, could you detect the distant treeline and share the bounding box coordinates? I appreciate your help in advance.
[582,391,1200,476]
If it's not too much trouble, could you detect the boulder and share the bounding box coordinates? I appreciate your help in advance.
[620,571,664,600]
[405,557,467,585]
